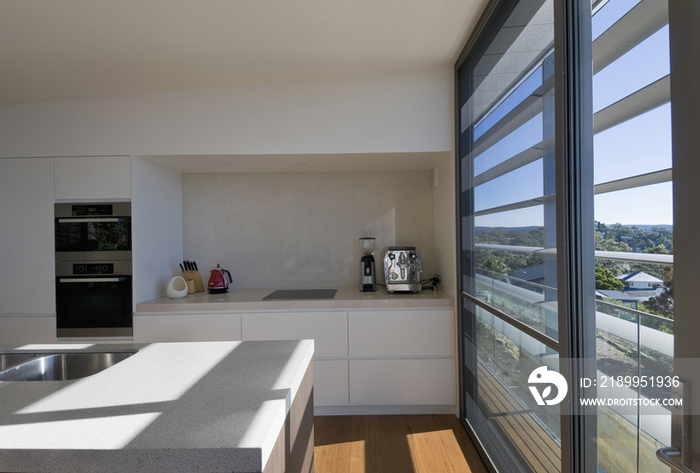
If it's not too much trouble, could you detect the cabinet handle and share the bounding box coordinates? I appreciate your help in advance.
[59,277,126,283]
[57,218,123,223]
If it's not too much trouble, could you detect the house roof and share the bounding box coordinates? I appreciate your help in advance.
[620,271,663,283]
[596,290,639,303]
[513,264,545,282]
[0,0,488,107]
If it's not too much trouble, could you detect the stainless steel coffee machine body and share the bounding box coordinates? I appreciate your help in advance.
[384,246,422,293]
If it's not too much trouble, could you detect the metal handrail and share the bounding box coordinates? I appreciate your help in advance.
[657,446,694,473]
[475,243,674,265]
[460,291,560,352]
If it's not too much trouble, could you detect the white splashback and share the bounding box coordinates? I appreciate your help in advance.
[183,170,435,289]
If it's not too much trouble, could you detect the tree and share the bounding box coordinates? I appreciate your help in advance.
[595,232,632,276]
[595,267,624,290]
[643,266,674,319]
[482,255,510,274]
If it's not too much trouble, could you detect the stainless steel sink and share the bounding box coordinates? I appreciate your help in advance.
[0,350,137,381]
[0,353,37,371]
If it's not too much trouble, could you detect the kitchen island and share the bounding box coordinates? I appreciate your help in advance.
[0,340,314,473]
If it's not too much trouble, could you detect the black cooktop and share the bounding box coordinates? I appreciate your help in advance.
[262,289,338,301]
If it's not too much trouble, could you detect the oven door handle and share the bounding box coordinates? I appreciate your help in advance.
[59,277,126,283]
[57,217,124,223]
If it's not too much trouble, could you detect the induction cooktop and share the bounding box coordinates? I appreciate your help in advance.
[262,289,338,301]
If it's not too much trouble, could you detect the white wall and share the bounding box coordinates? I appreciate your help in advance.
[0,68,453,158]
[433,152,457,298]
[0,66,458,298]
[131,158,184,303]
[182,170,435,290]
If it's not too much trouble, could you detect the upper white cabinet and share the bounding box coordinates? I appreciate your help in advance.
[54,156,131,200]
[0,158,56,315]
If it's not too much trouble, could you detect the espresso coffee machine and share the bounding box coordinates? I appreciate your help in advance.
[384,246,422,293]
[359,237,377,292]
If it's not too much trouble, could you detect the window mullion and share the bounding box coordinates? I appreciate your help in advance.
[554,1,597,473]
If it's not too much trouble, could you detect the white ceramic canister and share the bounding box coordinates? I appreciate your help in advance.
[167,276,188,298]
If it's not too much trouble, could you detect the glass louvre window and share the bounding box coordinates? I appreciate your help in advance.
[458,0,682,472]
[591,1,673,472]
[458,1,561,472]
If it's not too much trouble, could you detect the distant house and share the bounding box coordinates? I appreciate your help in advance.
[618,271,663,290]
[621,289,664,304]
[596,290,640,309]
[512,264,545,286]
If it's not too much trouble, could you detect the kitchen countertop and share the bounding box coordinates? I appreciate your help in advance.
[0,340,314,473]
[136,286,454,313]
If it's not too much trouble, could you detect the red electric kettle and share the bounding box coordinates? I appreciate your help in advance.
[207,264,233,293]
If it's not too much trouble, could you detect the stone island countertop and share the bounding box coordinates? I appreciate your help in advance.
[0,340,314,473]
[135,286,454,313]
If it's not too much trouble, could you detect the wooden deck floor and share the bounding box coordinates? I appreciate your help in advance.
[313,415,489,473]
[477,363,561,473]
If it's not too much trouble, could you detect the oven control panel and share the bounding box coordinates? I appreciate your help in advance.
[71,204,113,216]
[73,263,114,275]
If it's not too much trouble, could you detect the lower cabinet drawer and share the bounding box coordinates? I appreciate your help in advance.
[314,360,349,407]
[133,314,242,343]
[349,359,456,406]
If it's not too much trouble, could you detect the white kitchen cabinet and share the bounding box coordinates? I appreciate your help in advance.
[133,305,455,413]
[133,313,242,343]
[348,309,454,357]
[0,158,56,317]
[54,156,131,200]
[0,316,56,345]
[241,311,349,407]
[314,360,350,406]
[347,308,456,409]
[241,311,348,358]
[349,358,456,406]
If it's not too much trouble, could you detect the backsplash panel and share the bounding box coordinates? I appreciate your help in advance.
[183,170,435,289]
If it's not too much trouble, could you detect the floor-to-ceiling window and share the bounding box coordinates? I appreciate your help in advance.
[590,1,673,472]
[456,0,676,472]
[457,2,564,471]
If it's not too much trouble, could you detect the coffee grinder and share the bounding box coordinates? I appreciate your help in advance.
[359,237,377,292]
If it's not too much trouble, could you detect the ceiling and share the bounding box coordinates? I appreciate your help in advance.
[0,0,487,107]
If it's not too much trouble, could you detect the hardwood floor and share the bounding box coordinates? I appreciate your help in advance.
[313,415,489,473]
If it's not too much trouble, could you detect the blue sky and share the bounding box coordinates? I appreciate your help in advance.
[473,0,673,228]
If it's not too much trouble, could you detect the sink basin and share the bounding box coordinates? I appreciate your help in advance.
[0,350,137,381]
[0,353,36,371]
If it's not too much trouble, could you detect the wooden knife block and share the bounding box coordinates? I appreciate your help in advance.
[181,270,205,293]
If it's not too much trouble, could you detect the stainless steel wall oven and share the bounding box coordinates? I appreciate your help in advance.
[55,203,133,338]
[54,202,131,261]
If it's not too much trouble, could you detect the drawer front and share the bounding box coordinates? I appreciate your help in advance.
[133,314,241,343]
[349,359,456,406]
[315,360,349,407]
[242,311,348,358]
[348,309,454,357]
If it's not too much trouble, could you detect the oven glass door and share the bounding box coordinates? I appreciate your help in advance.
[55,217,131,255]
[56,275,133,331]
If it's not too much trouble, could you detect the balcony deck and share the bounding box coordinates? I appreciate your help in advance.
[478,362,561,473]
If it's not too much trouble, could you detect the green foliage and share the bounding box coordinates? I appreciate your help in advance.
[594,222,673,253]
[475,227,545,247]
[475,250,545,277]
[643,266,674,319]
[595,267,624,290]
